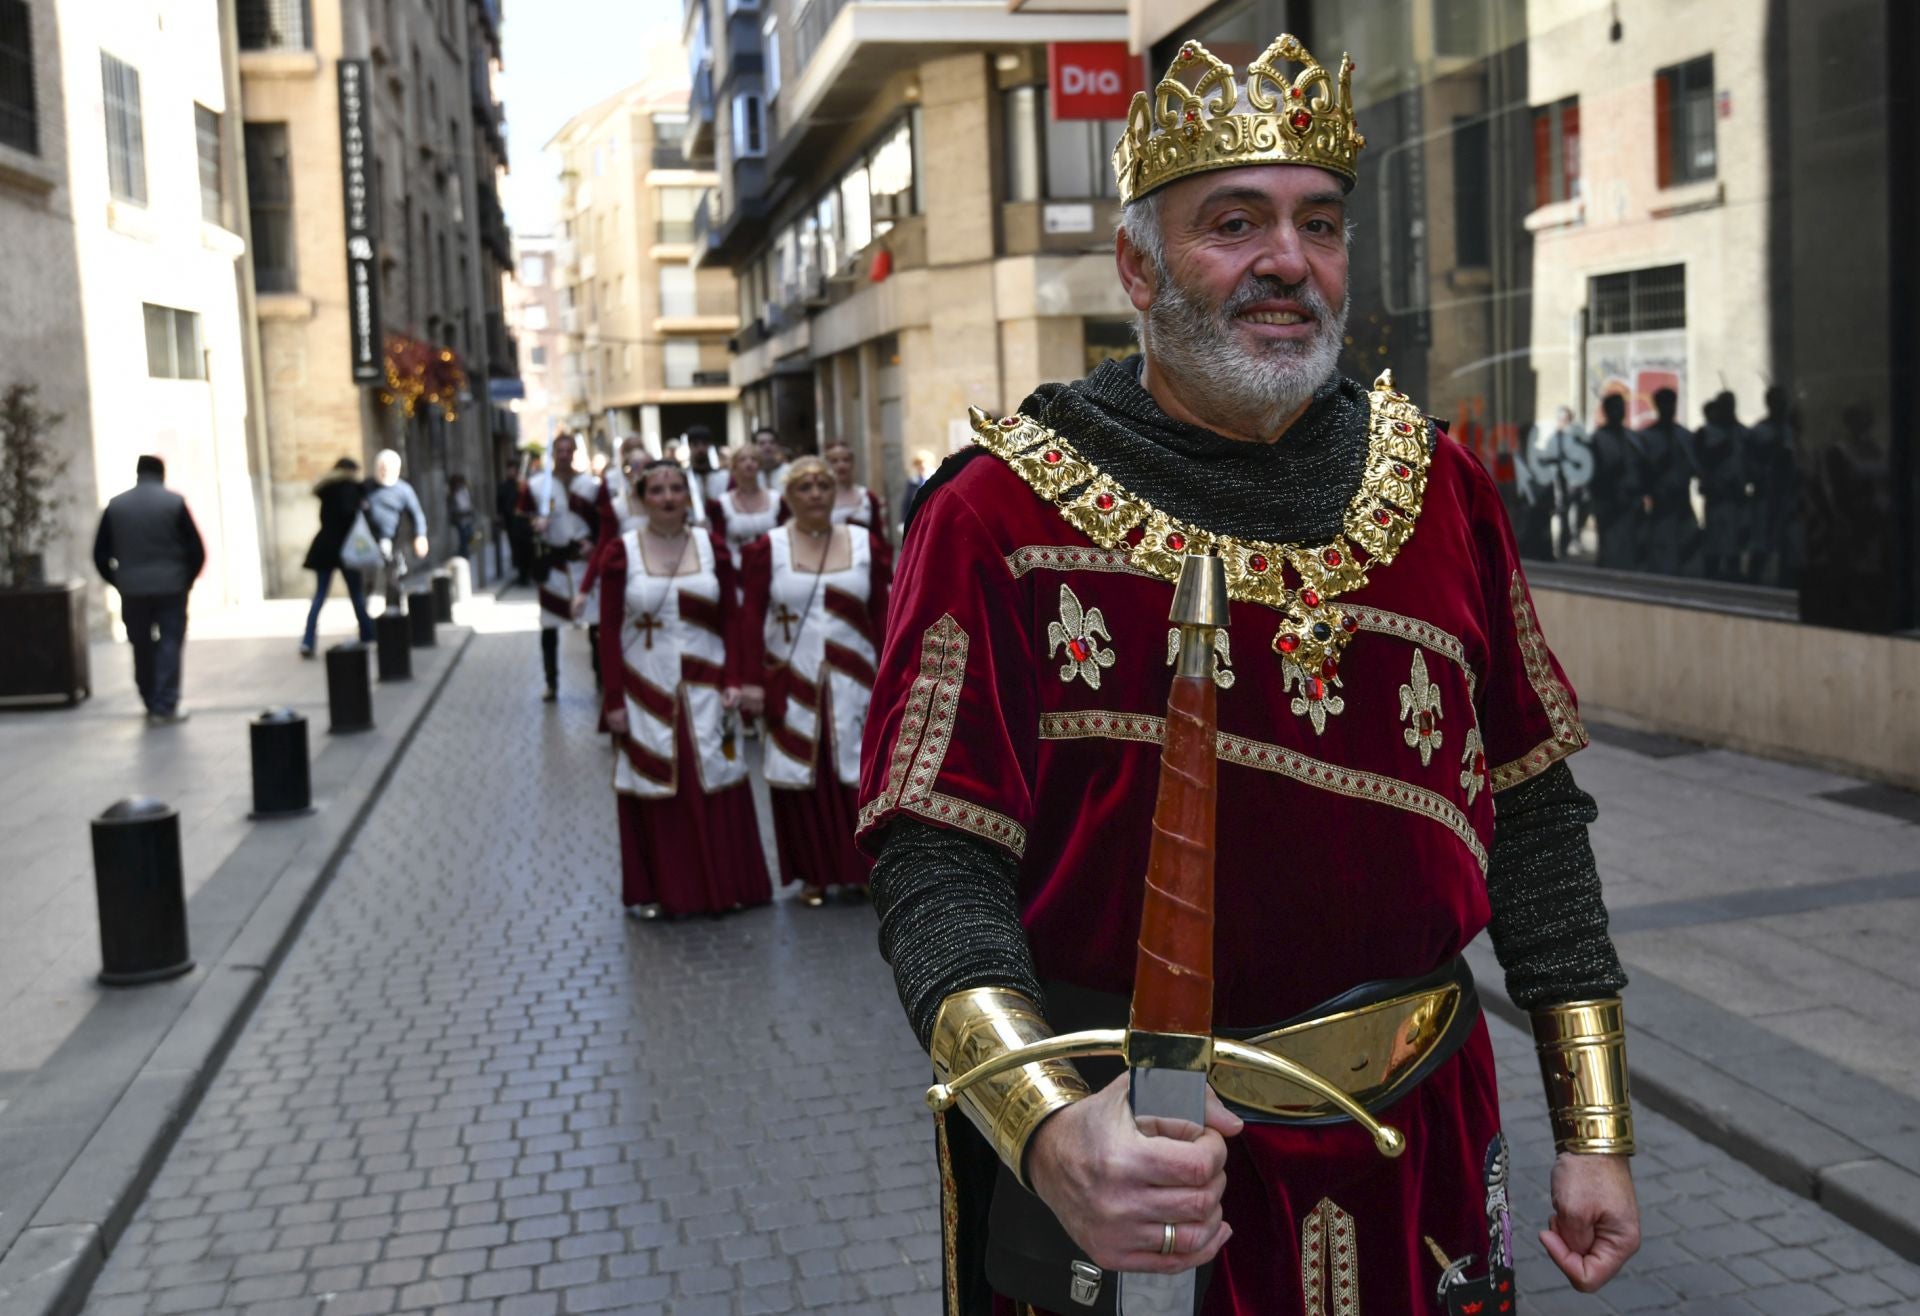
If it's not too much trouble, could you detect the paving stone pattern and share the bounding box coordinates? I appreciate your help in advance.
[80,632,1920,1315]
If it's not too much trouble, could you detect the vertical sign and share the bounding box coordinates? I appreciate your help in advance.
[338,59,382,384]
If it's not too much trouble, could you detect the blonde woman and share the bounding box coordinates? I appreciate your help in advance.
[734,456,891,905]
[822,440,888,532]
[708,445,781,573]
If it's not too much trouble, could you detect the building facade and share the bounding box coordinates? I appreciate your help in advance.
[684,0,1135,522]
[547,70,739,465]
[0,0,267,616]
[1121,0,1919,785]
[504,230,564,450]
[236,0,517,592]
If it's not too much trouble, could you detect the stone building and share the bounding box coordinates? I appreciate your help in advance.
[236,0,517,592]
[547,66,740,464]
[0,0,266,615]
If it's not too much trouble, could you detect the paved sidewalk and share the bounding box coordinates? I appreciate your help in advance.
[0,593,482,1314]
[60,630,1920,1316]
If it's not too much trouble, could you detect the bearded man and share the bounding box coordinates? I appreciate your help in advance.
[856,35,1640,1316]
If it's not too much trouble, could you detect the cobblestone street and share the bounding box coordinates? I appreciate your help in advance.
[75,629,1920,1315]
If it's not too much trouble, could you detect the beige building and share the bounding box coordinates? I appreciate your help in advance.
[687,0,1134,515]
[547,73,739,463]
[0,0,267,615]
[237,0,516,591]
[504,230,565,449]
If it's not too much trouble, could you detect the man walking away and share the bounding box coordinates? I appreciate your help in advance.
[93,456,205,725]
[364,448,429,607]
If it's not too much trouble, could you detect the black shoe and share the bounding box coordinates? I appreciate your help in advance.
[542,687,558,703]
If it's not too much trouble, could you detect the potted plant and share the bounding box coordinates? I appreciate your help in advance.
[0,382,89,704]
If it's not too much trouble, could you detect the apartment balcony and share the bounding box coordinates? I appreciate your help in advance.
[469,57,507,158]
[485,310,520,380]
[479,182,513,267]
[475,0,502,49]
[683,62,715,164]
[719,8,764,90]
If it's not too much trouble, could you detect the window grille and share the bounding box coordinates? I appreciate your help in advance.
[102,52,145,204]
[237,0,309,52]
[1589,264,1685,335]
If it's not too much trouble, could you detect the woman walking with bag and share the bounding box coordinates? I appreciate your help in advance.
[734,457,891,906]
[299,457,378,656]
[598,460,771,919]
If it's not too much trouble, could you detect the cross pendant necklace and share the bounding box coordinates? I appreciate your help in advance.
[636,529,693,650]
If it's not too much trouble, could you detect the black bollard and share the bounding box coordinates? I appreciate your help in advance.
[431,570,454,624]
[249,707,314,819]
[376,611,412,681]
[325,642,373,734]
[91,798,194,985]
[407,590,437,648]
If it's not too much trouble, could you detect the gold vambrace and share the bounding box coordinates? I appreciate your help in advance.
[929,988,1090,1188]
[1530,997,1636,1155]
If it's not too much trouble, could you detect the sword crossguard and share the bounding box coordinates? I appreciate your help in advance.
[925,1030,1406,1160]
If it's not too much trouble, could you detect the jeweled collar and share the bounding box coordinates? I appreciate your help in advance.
[969,369,1432,700]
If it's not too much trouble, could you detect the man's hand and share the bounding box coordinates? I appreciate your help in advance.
[1541,1153,1640,1292]
[1025,1072,1242,1275]
[412,535,429,559]
[606,707,628,736]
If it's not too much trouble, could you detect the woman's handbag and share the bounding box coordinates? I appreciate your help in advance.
[339,510,384,572]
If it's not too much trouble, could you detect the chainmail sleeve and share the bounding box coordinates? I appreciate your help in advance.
[871,819,1044,1051]
[1485,759,1628,1008]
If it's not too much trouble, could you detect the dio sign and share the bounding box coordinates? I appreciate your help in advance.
[1047,43,1141,121]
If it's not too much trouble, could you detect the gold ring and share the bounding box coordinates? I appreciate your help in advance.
[1160,1222,1176,1256]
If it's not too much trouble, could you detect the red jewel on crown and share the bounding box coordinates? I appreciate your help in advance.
[1180,45,1194,60]
[1289,87,1303,100]
[1165,532,1187,552]
[1184,109,1197,123]
[1247,553,1269,573]
[1322,548,1342,567]
[1290,109,1313,132]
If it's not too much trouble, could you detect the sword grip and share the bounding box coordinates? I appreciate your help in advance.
[1132,672,1216,1039]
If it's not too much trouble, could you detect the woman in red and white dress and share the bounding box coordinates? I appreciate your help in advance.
[735,457,891,906]
[599,460,771,919]
[707,445,780,573]
[822,440,888,534]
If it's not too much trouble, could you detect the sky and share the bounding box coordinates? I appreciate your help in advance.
[499,0,687,235]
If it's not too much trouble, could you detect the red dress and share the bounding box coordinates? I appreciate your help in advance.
[857,382,1589,1315]
[738,526,892,889]
[598,527,771,916]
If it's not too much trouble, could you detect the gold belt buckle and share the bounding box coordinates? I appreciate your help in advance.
[1208,982,1464,1119]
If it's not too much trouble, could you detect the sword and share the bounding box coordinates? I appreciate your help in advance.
[927,549,1403,1311]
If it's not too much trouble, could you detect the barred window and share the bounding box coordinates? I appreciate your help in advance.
[244,122,296,292]
[237,0,309,52]
[143,304,204,380]
[0,0,36,156]
[195,104,222,224]
[101,52,145,205]
[1588,265,1686,335]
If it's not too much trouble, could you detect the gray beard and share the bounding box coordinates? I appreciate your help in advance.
[1142,272,1349,439]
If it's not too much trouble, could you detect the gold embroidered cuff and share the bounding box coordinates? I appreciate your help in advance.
[929,987,1091,1188]
[1530,997,1636,1156]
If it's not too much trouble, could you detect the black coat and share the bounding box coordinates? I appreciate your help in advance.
[303,474,369,572]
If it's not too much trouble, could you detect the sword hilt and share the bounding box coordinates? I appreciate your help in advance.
[925,1030,1405,1159]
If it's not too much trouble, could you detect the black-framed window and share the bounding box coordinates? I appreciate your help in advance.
[0,0,36,156]
[101,52,145,204]
[195,104,222,223]
[244,122,296,292]
[237,0,309,52]
[1655,55,1715,187]
[143,304,205,380]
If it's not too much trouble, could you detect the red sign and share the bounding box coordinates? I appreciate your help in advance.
[1048,43,1142,121]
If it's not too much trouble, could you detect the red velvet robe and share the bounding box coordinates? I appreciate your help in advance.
[856,385,1587,1316]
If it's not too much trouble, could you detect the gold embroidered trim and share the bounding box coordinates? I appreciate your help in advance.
[1488,571,1589,791]
[1346,605,1476,699]
[857,614,1030,857]
[970,368,1431,683]
[1301,1196,1360,1316]
[1038,711,1488,873]
[934,1111,961,1316]
[1004,544,1152,580]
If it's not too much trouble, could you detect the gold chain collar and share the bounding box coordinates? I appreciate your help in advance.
[968,369,1432,686]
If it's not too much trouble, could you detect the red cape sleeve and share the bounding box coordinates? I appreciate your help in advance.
[855,475,1036,861]
[735,536,772,687]
[1455,441,1590,791]
[598,542,628,719]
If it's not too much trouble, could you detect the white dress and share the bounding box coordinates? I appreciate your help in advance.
[759,525,877,790]
[716,489,780,570]
[527,470,600,629]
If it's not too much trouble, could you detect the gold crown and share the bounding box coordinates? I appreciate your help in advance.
[1111,35,1366,206]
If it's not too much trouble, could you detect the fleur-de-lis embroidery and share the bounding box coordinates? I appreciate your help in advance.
[1047,583,1116,689]
[1400,648,1444,766]
[1459,726,1487,805]
[1283,655,1344,735]
[1165,627,1235,689]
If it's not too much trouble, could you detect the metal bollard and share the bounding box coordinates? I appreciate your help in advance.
[249,707,314,819]
[376,611,412,681]
[431,571,454,623]
[91,798,194,985]
[407,589,437,648]
[325,642,374,734]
